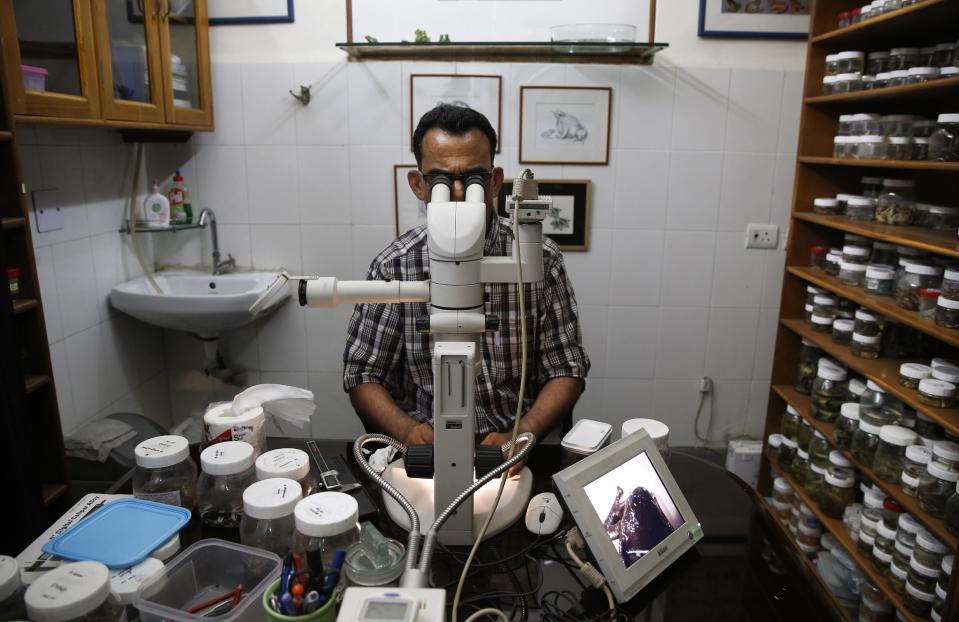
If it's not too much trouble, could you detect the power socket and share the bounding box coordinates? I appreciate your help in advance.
[699,376,712,394]
[745,223,779,250]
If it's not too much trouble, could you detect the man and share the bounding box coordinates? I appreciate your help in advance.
[343,104,589,468]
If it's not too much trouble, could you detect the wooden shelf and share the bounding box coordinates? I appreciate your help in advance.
[335,41,668,64]
[806,76,959,107]
[786,266,959,348]
[811,0,959,47]
[1,216,26,230]
[777,467,924,622]
[772,384,959,550]
[24,374,50,394]
[758,496,855,621]
[794,212,959,260]
[0,130,11,141]
[799,157,959,172]
[780,318,959,437]
[41,483,68,506]
[12,298,38,314]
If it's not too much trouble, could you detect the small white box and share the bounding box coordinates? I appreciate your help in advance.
[725,440,763,489]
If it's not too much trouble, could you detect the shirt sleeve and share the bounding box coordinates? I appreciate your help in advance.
[342,258,405,392]
[537,250,591,386]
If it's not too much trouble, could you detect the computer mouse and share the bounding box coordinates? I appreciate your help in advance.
[525,492,563,535]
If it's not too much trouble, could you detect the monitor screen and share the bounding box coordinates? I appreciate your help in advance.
[583,451,685,568]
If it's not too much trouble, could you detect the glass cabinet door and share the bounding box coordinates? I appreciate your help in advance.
[93,0,165,122]
[159,0,212,127]
[0,0,100,118]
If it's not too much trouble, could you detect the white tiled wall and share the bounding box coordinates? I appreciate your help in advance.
[150,60,802,447]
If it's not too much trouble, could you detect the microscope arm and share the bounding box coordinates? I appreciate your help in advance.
[301,277,430,308]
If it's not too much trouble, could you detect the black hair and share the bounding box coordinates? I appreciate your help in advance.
[412,103,497,167]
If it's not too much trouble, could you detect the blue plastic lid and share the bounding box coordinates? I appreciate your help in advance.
[42,499,190,568]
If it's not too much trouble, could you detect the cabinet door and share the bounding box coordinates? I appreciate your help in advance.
[92,0,165,123]
[0,0,100,119]
[158,0,212,128]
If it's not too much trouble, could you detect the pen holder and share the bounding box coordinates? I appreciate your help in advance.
[261,578,336,622]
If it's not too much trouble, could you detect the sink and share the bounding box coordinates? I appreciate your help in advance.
[110,271,289,338]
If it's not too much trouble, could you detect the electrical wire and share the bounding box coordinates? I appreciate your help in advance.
[463,609,508,622]
[125,143,162,294]
[692,390,712,446]
[564,537,615,622]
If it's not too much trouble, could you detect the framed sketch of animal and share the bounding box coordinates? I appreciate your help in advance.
[410,74,502,151]
[496,179,591,251]
[519,86,612,165]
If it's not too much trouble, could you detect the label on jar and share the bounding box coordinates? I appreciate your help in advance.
[135,490,181,506]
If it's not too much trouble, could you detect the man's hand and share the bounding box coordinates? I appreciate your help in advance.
[403,422,435,446]
[481,431,526,477]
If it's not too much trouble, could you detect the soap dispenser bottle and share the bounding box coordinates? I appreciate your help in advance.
[143,181,170,226]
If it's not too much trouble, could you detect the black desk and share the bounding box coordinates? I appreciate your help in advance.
[172,439,813,620]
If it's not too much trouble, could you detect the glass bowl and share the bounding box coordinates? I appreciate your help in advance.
[549,23,637,43]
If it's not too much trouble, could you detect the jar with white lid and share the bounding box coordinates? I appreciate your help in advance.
[780,437,798,471]
[929,113,959,161]
[889,48,920,71]
[132,435,197,510]
[806,285,828,304]
[811,313,834,333]
[846,197,877,221]
[914,413,943,440]
[839,262,867,287]
[804,463,827,503]
[918,379,956,408]
[833,135,853,158]
[850,377,867,399]
[855,135,888,160]
[931,440,959,472]
[873,521,897,572]
[804,303,815,324]
[870,241,898,265]
[860,380,903,425]
[797,418,814,454]
[835,403,860,450]
[881,114,920,137]
[887,136,913,160]
[899,363,931,389]
[795,339,821,395]
[822,466,856,518]
[913,137,930,160]
[792,448,810,485]
[887,69,910,87]
[865,265,895,296]
[873,425,918,481]
[889,557,910,594]
[851,332,881,358]
[876,178,916,225]
[825,252,842,277]
[811,359,848,423]
[813,197,841,215]
[853,113,882,135]
[941,269,959,300]
[197,440,256,528]
[859,4,872,21]
[941,66,959,81]
[932,584,946,621]
[781,404,801,442]
[906,66,939,84]
[812,294,838,317]
[836,51,865,74]
[897,513,922,548]
[918,461,959,517]
[935,295,959,328]
[833,318,854,345]
[239,477,302,555]
[934,42,955,68]
[896,263,942,311]
[255,448,318,496]
[928,204,959,231]
[838,114,854,135]
[825,54,840,76]
[766,434,783,471]
[24,561,123,622]
[912,119,938,138]
[866,51,890,76]
[853,420,884,465]
[0,556,25,620]
[822,75,839,95]
[834,72,863,94]
[293,492,362,572]
[913,202,936,228]
[862,176,884,197]
[809,430,831,468]
[931,362,959,384]
[904,581,935,617]
[915,530,949,570]
[945,481,959,535]
[841,245,870,265]
[873,71,892,89]
[907,555,941,596]
[938,554,953,594]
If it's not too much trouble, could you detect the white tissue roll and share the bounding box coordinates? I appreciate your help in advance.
[203,403,267,456]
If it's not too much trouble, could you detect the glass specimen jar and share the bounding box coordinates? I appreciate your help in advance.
[852,420,883,465]
[197,440,257,528]
[781,404,802,441]
[805,463,826,503]
[896,263,943,311]
[889,558,909,595]
[914,202,934,228]
[842,245,871,265]
[813,197,841,215]
[945,481,959,535]
[811,246,828,271]
[846,197,877,221]
[912,120,938,138]
[811,359,848,423]
[822,466,856,518]
[773,476,793,505]
[825,53,840,76]
[798,418,814,452]
[913,137,930,160]
[806,285,829,304]
[933,42,955,68]
[918,461,959,517]
[780,437,797,471]
[906,66,939,84]
[851,332,881,358]
[918,379,956,408]
[833,135,853,158]
[840,262,867,287]
[902,445,933,496]
[255,447,319,497]
[812,294,838,317]
[907,556,941,598]
[914,414,943,441]
[931,440,959,473]
[766,434,783,471]
[836,51,865,73]
[865,265,895,296]
[832,318,854,345]
[880,113,919,136]
[900,363,932,389]
[292,492,362,572]
[809,430,831,468]
[871,242,898,266]
[239,477,302,556]
[856,135,888,160]
[896,512,922,548]
[854,309,882,336]
[920,288,941,319]
[834,72,863,93]
[793,449,810,485]
[876,178,917,225]
[887,136,913,160]
[825,253,841,277]
[834,403,860,450]
[890,46,921,69]
[873,425,918,482]
[915,530,949,570]
[929,113,959,161]
[132,435,197,510]
[811,313,834,333]
[941,268,959,300]
[928,205,959,231]
[795,339,821,395]
[904,582,934,617]
[938,554,954,596]
[866,51,890,76]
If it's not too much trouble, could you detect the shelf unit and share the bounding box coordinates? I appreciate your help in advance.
[760,0,959,618]
[335,41,668,64]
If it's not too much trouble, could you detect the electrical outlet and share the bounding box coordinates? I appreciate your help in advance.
[745,223,779,250]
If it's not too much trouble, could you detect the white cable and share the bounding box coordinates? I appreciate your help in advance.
[565,533,616,621]
[125,143,162,294]
[463,608,509,622]
[451,187,530,622]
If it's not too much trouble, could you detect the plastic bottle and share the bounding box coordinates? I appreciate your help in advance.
[168,169,193,225]
[142,181,170,226]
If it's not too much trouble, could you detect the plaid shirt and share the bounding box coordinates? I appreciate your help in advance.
[343,215,590,435]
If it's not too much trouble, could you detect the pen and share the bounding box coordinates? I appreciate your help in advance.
[303,591,320,613]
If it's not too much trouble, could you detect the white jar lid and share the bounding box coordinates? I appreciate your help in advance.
[905,444,932,464]
[898,512,922,534]
[856,310,880,323]
[109,557,164,605]
[931,364,959,383]
[919,378,956,398]
[879,425,917,446]
[835,72,862,80]
[883,178,915,188]
[814,198,838,207]
[787,404,799,416]
[905,263,941,276]
[908,66,939,76]
[25,561,110,622]
[773,477,791,494]
[890,559,909,580]
[875,71,892,80]
[782,437,798,448]
[865,266,893,280]
[840,403,860,420]
[295,491,360,537]
[840,261,867,272]
[901,471,920,487]
[810,463,826,475]
[917,529,948,553]
[0,555,19,602]
[837,51,865,60]
[838,114,854,122]
[797,448,809,460]
[927,460,959,482]
[242,477,302,520]
[905,581,935,602]
[150,534,180,561]
[200,440,254,476]
[807,286,827,295]
[818,360,846,381]
[938,295,959,309]
[910,556,942,578]
[941,66,959,77]
[256,448,311,482]
[881,113,919,121]
[942,554,954,575]
[135,435,190,469]
[900,363,932,380]
[866,380,886,393]
[833,319,854,332]
[889,136,912,145]
[847,197,876,207]
[859,421,882,435]
[811,314,833,326]
[860,531,876,546]
[914,137,930,144]
[825,470,854,487]
[825,53,839,62]
[842,245,870,257]
[945,268,959,281]
[804,304,814,312]
[826,253,841,263]
[852,332,879,345]
[813,294,837,305]
[823,76,838,84]
[937,113,959,124]
[768,433,783,447]
[876,520,897,540]
[835,135,854,144]
[933,440,959,462]
[929,205,959,214]
[858,135,885,144]
[936,42,956,51]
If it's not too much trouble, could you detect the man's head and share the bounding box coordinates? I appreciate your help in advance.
[409,104,504,217]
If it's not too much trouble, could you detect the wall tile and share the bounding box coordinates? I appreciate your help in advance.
[705,379,751,444]
[609,230,664,307]
[671,67,730,151]
[349,146,403,226]
[563,164,615,230]
[294,62,350,145]
[651,379,701,446]
[251,225,302,272]
[602,379,654,430]
[348,62,403,146]
[760,249,787,309]
[710,232,764,308]
[778,70,804,155]
[577,304,608,379]
[91,232,125,322]
[717,153,774,232]
[53,238,99,337]
[246,146,299,224]
[219,322,260,371]
[704,307,760,380]
[83,145,131,236]
[167,370,215,424]
[618,66,675,151]
[401,62,457,151]
[605,306,658,378]
[752,308,779,381]
[65,325,113,432]
[213,225,253,270]
[37,146,91,246]
[351,226,395,280]
[113,372,172,429]
[665,152,722,231]
[194,145,250,224]
[49,340,75,431]
[34,245,63,344]
[655,307,709,379]
[770,154,796,232]
[724,69,784,154]
[567,65,620,149]
[300,224,354,278]
[297,146,352,224]
[242,63,297,145]
[746,380,772,438]
[199,63,245,145]
[257,302,308,372]
[564,229,612,306]
[306,307,353,373]
[613,150,669,230]
[455,62,513,151]
[574,377,606,424]
[309,372,365,439]
[660,231,716,307]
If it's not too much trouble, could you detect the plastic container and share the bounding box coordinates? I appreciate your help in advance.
[780,437,798,471]
[811,359,848,423]
[865,265,895,296]
[887,136,913,160]
[25,561,123,622]
[928,205,959,231]
[840,262,867,287]
[21,64,48,91]
[811,313,834,333]
[239,478,302,556]
[852,420,883,466]
[834,403,859,450]
[918,462,959,518]
[851,332,881,358]
[941,268,959,301]
[255,448,318,497]
[929,113,959,161]
[846,197,877,221]
[813,197,841,215]
[855,135,888,160]
[836,51,865,74]
[292,492,361,573]
[918,379,956,408]
[876,179,916,225]
[934,43,955,68]
[832,319,854,345]
[931,440,959,472]
[906,66,938,85]
[920,288,941,319]
[561,419,611,467]
[133,435,197,510]
[135,539,281,622]
[261,577,335,622]
[834,72,863,93]
[873,426,918,482]
[842,245,871,265]
[914,414,943,441]
[343,539,406,587]
[822,467,856,518]
[197,441,257,528]
[862,176,884,198]
[904,581,934,617]
[795,339,821,396]
[866,51,890,77]
[907,556,941,596]
[913,137,930,160]
[896,263,942,311]
[945,481,959,535]
[0,555,25,620]
[880,114,918,137]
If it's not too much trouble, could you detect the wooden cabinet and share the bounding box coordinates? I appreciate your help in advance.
[0,0,212,131]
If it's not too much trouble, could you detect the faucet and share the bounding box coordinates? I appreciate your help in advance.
[198,208,235,275]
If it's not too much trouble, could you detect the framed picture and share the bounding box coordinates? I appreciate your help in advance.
[410,75,502,151]
[394,164,427,237]
[698,0,810,39]
[519,87,611,165]
[208,0,295,25]
[497,179,591,251]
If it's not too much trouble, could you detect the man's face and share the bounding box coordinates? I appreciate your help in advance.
[408,128,505,218]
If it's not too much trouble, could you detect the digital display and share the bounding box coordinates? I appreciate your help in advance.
[583,451,684,568]
[362,600,411,620]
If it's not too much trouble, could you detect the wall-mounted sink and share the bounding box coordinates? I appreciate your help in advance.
[110,271,290,338]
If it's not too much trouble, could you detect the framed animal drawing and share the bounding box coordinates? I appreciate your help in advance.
[496,179,591,251]
[519,86,612,165]
[410,74,502,151]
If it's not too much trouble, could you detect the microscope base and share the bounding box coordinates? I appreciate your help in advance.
[381,459,533,545]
